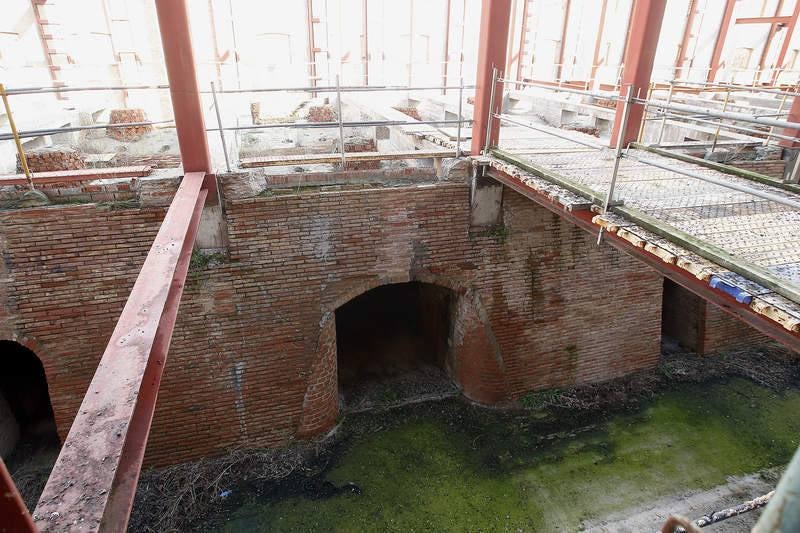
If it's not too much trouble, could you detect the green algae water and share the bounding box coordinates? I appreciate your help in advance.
[218,378,800,532]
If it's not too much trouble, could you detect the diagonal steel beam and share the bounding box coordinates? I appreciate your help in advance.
[1,458,36,532]
[33,172,207,532]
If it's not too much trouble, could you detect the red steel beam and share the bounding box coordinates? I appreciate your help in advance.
[554,0,572,82]
[441,0,452,93]
[673,0,698,80]
[471,0,513,155]
[589,0,609,89]
[515,0,532,84]
[756,1,785,82]
[780,93,800,147]
[33,173,207,532]
[154,0,213,189]
[771,0,800,85]
[1,459,36,532]
[609,0,667,148]
[708,0,736,82]
[736,16,793,24]
[486,167,800,352]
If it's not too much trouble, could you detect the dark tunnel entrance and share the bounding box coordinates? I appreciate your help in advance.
[335,282,456,408]
[0,341,59,461]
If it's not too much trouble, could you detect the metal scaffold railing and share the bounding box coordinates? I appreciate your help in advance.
[0,80,475,173]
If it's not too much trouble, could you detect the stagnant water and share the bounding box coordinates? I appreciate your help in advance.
[211,378,799,532]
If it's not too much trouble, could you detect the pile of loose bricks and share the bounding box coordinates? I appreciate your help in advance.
[394,107,422,121]
[307,105,337,123]
[107,108,152,141]
[340,137,381,170]
[17,148,85,173]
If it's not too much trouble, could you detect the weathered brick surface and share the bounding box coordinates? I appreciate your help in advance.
[661,279,768,354]
[1,181,665,465]
[703,303,770,353]
[729,159,786,179]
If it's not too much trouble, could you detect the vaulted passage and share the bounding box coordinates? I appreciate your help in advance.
[335,282,454,406]
[0,341,58,459]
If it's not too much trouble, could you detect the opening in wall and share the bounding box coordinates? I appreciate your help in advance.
[335,282,456,409]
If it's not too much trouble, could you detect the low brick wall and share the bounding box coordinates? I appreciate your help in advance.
[1,178,665,465]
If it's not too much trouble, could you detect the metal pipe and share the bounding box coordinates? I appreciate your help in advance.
[495,113,605,150]
[0,120,175,141]
[2,83,474,97]
[456,77,464,157]
[766,93,789,147]
[624,152,800,211]
[210,81,231,173]
[710,88,731,154]
[484,66,498,155]
[599,84,634,245]
[657,80,674,144]
[5,84,170,96]
[204,84,475,94]
[336,75,345,167]
[677,78,800,99]
[0,83,34,190]
[646,111,799,143]
[637,97,800,131]
[499,77,619,101]
[0,118,471,142]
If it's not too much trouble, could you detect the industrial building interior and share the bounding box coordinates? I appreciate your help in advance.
[3,0,800,531]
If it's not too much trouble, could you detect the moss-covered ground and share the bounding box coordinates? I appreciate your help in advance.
[217,378,800,532]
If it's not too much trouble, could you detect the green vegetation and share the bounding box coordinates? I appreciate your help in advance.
[189,249,226,272]
[484,224,511,243]
[220,378,800,531]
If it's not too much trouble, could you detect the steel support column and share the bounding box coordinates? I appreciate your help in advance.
[609,0,667,148]
[154,0,214,191]
[708,0,736,82]
[471,0,513,155]
[780,94,800,148]
[771,1,800,85]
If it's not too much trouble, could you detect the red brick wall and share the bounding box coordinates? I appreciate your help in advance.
[661,279,768,354]
[1,181,664,465]
[703,303,770,353]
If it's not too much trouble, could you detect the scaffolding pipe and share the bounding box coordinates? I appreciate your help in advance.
[623,152,800,211]
[494,113,605,150]
[639,98,800,130]
[336,75,346,167]
[599,85,633,245]
[645,111,800,143]
[210,81,231,173]
[675,78,800,99]
[493,109,800,211]
[657,80,674,144]
[456,77,464,157]
[4,84,170,96]
[0,120,176,141]
[484,66,498,155]
[0,83,34,190]
[499,77,619,101]
[710,88,731,154]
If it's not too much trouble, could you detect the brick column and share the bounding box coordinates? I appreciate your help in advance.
[471,0,512,155]
[609,0,667,148]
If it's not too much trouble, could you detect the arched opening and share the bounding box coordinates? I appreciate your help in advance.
[335,282,456,408]
[0,341,59,460]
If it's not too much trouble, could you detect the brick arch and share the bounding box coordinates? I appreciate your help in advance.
[0,339,59,455]
[297,275,510,438]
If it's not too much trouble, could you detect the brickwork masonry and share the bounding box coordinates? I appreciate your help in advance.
[1,180,665,466]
